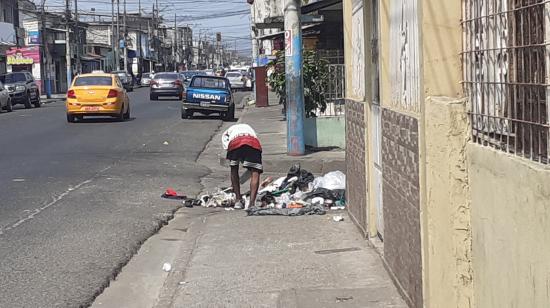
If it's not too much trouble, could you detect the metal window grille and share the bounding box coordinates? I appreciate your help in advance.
[312,63,346,117]
[462,0,550,164]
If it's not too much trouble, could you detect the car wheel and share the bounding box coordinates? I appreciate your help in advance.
[150,94,157,101]
[224,104,235,122]
[181,109,192,119]
[24,93,32,109]
[67,114,76,123]
[116,107,125,122]
[33,91,41,108]
[124,103,130,119]
[6,98,13,112]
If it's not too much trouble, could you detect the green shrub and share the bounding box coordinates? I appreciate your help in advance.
[268,50,329,117]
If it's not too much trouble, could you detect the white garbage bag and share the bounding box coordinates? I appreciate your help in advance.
[314,171,346,190]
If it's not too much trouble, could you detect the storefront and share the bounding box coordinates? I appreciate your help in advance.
[6,46,42,91]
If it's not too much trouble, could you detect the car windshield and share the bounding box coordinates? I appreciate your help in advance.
[225,73,241,78]
[5,73,27,83]
[191,77,226,89]
[154,73,178,80]
[142,73,150,78]
[74,76,112,86]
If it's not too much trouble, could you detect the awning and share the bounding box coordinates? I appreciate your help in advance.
[302,0,342,14]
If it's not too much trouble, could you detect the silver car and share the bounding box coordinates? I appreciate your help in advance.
[0,81,13,112]
[141,73,152,86]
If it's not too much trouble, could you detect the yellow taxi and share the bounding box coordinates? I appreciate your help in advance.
[66,72,130,122]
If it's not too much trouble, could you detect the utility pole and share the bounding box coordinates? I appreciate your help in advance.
[40,0,51,98]
[173,13,176,72]
[147,18,152,72]
[74,0,80,74]
[65,0,72,87]
[284,0,305,155]
[116,0,120,70]
[111,0,115,71]
[138,0,141,75]
[123,0,127,72]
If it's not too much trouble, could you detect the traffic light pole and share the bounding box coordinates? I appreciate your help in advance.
[284,0,305,156]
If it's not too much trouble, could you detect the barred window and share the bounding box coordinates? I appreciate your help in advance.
[462,0,550,164]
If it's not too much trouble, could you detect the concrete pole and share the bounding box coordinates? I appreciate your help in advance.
[40,0,51,98]
[116,0,120,70]
[111,0,115,71]
[74,0,80,74]
[123,0,128,72]
[284,0,305,156]
[65,0,72,87]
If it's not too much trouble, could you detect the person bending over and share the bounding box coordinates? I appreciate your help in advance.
[222,124,262,209]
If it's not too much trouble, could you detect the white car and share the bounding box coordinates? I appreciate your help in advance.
[141,73,153,86]
[0,81,12,112]
[225,72,245,89]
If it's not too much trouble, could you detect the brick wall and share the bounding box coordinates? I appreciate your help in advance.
[381,108,423,307]
[345,99,367,233]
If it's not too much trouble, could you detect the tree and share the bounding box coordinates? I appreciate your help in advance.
[268,50,329,117]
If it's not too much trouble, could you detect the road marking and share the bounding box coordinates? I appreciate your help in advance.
[12,178,25,182]
[0,165,113,236]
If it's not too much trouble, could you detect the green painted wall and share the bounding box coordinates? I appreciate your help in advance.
[304,116,346,149]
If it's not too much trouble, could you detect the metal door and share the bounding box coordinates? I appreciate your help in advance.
[371,0,384,240]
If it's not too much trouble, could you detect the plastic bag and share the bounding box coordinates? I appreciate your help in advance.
[314,171,346,190]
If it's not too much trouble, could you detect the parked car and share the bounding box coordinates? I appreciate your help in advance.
[140,72,153,86]
[65,72,130,122]
[0,81,12,112]
[1,72,41,108]
[111,70,134,92]
[182,75,234,121]
[204,69,214,76]
[149,72,184,100]
[225,71,246,90]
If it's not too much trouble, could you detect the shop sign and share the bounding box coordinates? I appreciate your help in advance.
[28,30,40,44]
[6,47,40,65]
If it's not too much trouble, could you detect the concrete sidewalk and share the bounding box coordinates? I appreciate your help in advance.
[41,94,66,104]
[91,100,406,308]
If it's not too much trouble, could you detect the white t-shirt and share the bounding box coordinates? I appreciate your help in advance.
[222,124,258,150]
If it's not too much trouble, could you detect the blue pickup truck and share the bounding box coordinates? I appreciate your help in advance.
[182,75,234,121]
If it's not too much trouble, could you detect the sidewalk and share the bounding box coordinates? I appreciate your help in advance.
[41,93,66,104]
[91,100,406,308]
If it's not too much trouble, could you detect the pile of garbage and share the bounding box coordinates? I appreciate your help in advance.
[171,164,347,216]
[247,164,346,216]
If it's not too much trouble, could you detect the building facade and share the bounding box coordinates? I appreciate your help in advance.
[343,0,550,307]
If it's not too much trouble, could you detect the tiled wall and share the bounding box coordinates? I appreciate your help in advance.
[381,108,423,307]
[345,99,367,233]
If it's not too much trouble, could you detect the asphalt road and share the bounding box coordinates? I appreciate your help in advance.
[0,88,249,308]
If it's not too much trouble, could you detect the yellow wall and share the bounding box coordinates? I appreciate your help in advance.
[469,144,550,308]
[421,0,463,98]
[420,1,471,308]
[378,0,391,110]
[424,97,473,308]
[342,0,354,99]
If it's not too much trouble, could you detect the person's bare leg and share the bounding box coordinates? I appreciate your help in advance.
[230,165,241,201]
[249,169,261,207]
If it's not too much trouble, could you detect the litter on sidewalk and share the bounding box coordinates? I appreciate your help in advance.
[246,164,347,216]
[182,164,346,215]
[161,188,187,200]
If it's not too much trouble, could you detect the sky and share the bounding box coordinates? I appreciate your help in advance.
[40,0,253,55]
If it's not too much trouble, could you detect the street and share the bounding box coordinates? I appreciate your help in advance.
[0,88,249,307]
